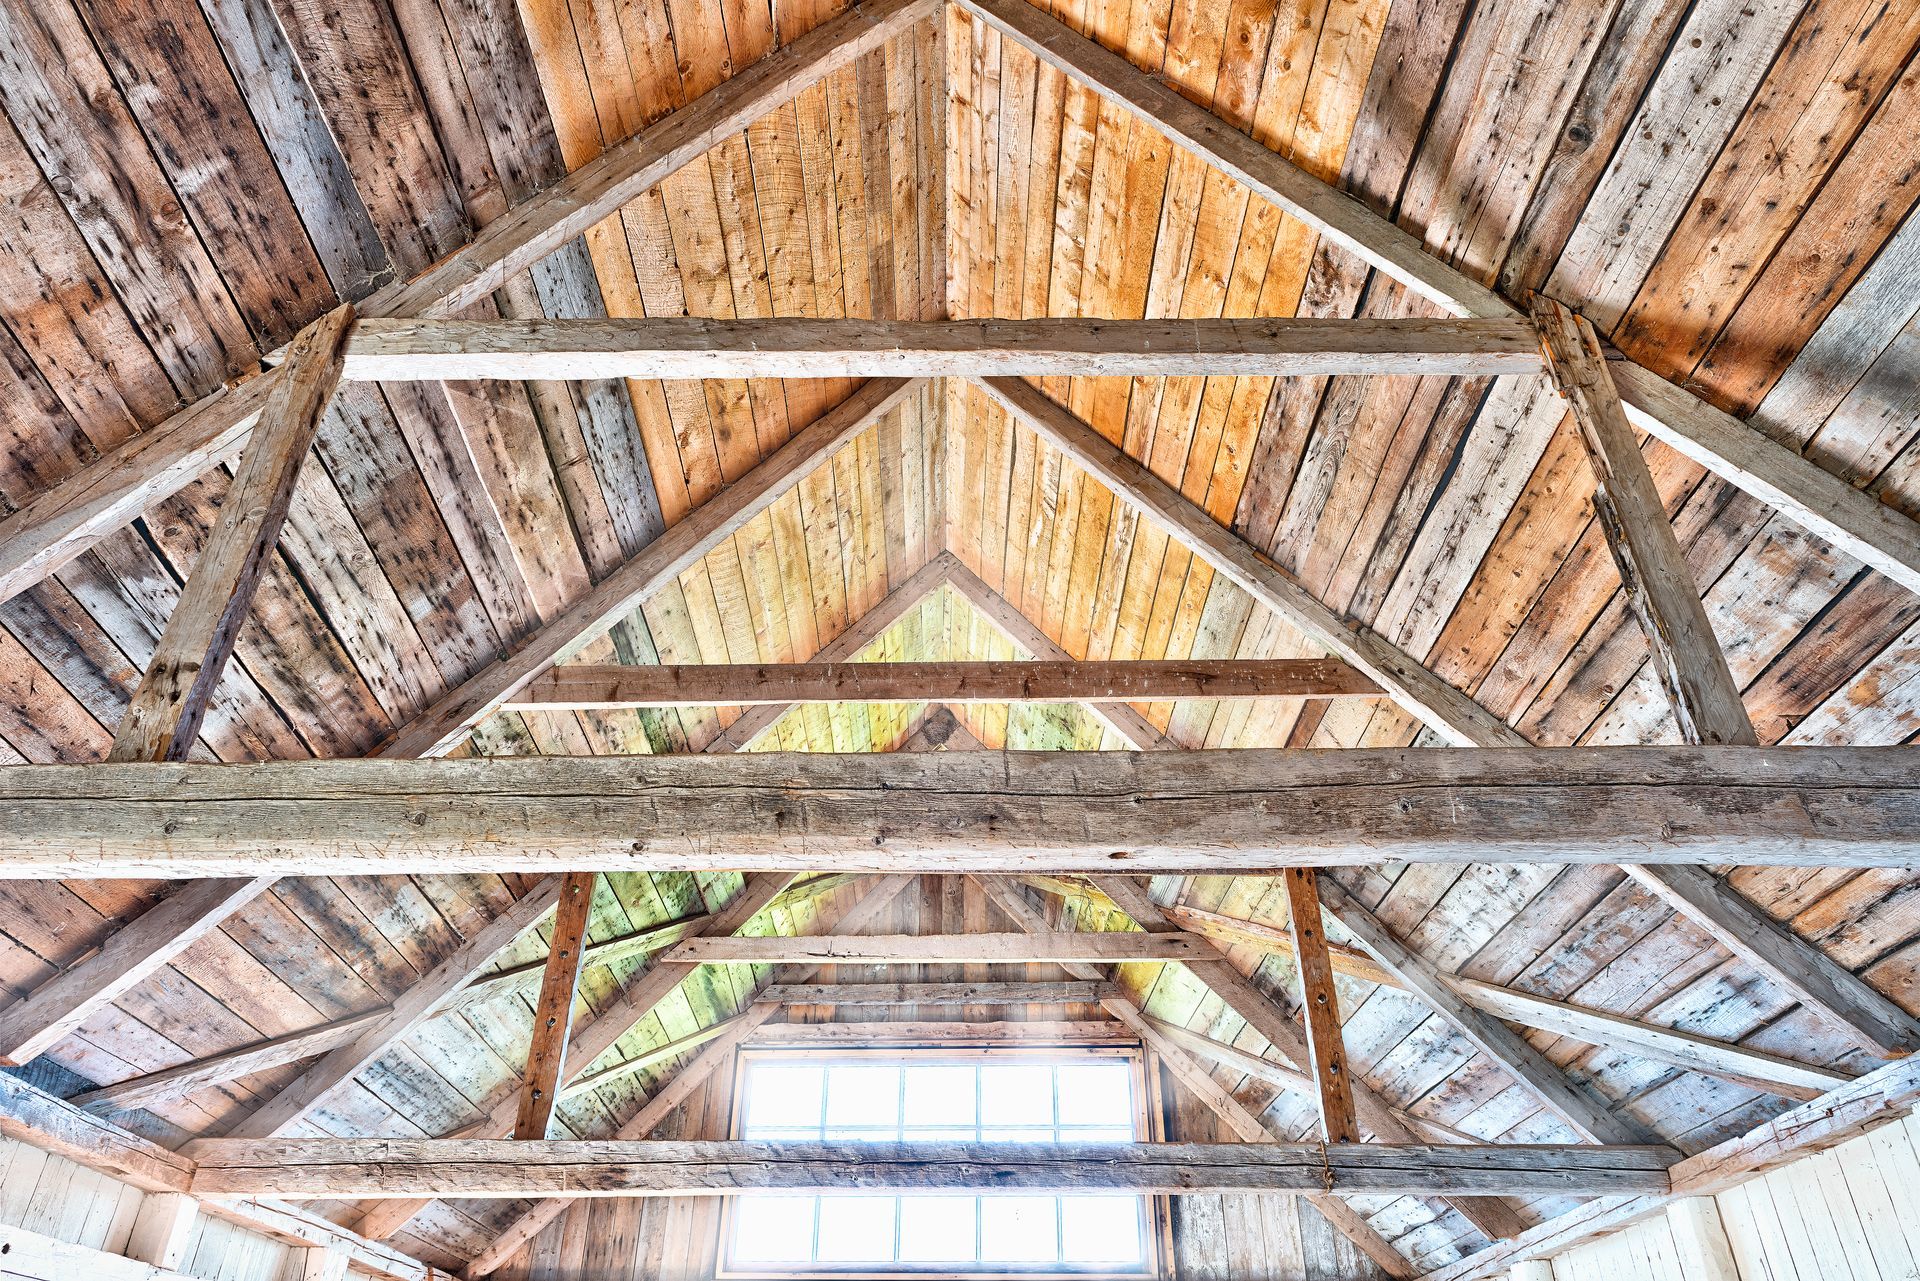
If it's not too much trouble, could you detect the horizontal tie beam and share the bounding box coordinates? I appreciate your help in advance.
[1,747,1918,876]
[334,317,1544,380]
[180,1138,1676,1200]
[504,658,1381,708]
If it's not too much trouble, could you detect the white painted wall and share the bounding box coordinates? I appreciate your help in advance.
[1542,1112,1920,1281]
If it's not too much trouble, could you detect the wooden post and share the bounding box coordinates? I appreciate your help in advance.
[123,1192,198,1270]
[1315,878,1647,1146]
[515,871,597,1139]
[1284,870,1359,1143]
[295,1245,352,1281]
[109,304,354,763]
[1666,1197,1739,1281]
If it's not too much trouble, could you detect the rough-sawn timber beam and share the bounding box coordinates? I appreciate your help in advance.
[337,317,1543,380]
[1420,1054,1920,1281]
[508,657,1379,708]
[1110,895,1855,1102]
[66,876,863,1114]
[0,376,914,1076]
[951,0,1920,596]
[179,1138,1675,1199]
[4,748,1915,876]
[972,376,1920,1056]
[0,0,934,605]
[971,374,1526,748]
[458,874,921,1274]
[0,1075,445,1281]
[378,376,922,758]
[672,931,1219,964]
[940,558,1173,748]
[970,873,1463,1269]
[1532,295,1757,748]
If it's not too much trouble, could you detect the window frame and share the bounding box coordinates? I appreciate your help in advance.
[717,1040,1171,1281]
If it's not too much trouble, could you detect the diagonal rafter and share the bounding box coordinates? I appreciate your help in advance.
[0,376,920,1078]
[701,551,960,752]
[970,375,1525,747]
[1062,888,1852,1103]
[1311,878,1650,1146]
[1081,875,1529,1244]
[942,557,1173,749]
[67,877,867,1115]
[970,873,1426,1275]
[952,0,1920,598]
[225,878,567,1139]
[349,871,806,1243]
[0,0,935,606]
[1531,295,1756,748]
[461,873,921,1276]
[969,375,1920,1059]
[1530,299,1920,1059]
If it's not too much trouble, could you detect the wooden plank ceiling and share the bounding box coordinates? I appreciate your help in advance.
[0,0,1917,1273]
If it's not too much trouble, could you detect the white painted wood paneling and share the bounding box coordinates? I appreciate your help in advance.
[0,1136,292,1281]
[1545,1112,1920,1281]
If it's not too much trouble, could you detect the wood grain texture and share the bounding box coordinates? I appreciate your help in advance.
[1532,296,1756,747]
[5,748,1920,875]
[1030,884,1854,1100]
[515,871,597,1139]
[1621,863,1920,1058]
[64,880,864,1114]
[0,0,934,607]
[973,375,1527,748]
[1284,869,1361,1143]
[1317,876,1648,1146]
[942,556,1174,748]
[670,931,1217,963]
[511,657,1379,707]
[755,980,1121,1005]
[224,877,563,1139]
[460,873,920,1273]
[377,376,921,757]
[973,871,1439,1274]
[0,875,275,1065]
[183,1137,1676,1198]
[1425,1054,1920,1281]
[340,317,1544,379]
[108,304,353,764]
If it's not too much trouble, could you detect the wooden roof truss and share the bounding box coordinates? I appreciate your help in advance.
[1,2,1919,1280]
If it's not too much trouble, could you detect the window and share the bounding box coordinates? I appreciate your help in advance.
[722,1049,1158,1277]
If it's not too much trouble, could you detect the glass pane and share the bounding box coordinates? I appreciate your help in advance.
[825,1065,901,1129]
[817,1196,898,1262]
[981,1128,1053,1144]
[905,1128,977,1143]
[733,1196,817,1264]
[980,1196,1059,1263]
[979,1064,1054,1126]
[1060,1127,1136,1143]
[746,1065,824,1132]
[904,1064,977,1127]
[1061,1196,1143,1264]
[1056,1064,1133,1127]
[741,1127,821,1142]
[898,1196,979,1262]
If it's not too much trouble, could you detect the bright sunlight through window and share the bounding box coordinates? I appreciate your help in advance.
[724,1053,1153,1276]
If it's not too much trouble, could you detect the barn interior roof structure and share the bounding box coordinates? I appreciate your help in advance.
[0,0,1918,1277]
